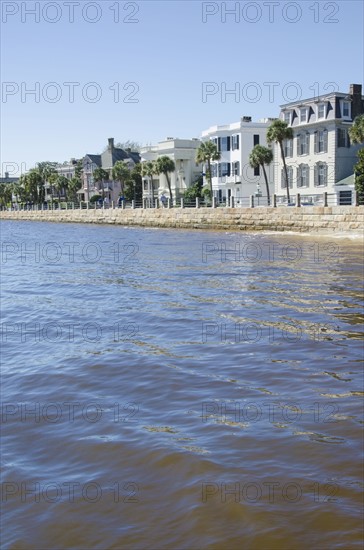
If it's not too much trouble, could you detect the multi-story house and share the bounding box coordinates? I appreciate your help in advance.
[140,138,203,202]
[81,138,140,202]
[201,117,275,205]
[275,83,364,205]
[44,159,80,201]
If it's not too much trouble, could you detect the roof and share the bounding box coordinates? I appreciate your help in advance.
[335,174,355,186]
[84,154,101,166]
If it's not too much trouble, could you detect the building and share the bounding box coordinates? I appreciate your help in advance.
[0,172,19,185]
[201,117,275,205]
[274,83,364,205]
[80,138,140,202]
[44,159,80,201]
[140,138,203,202]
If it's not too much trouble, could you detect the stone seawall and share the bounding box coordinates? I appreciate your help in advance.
[1,206,363,233]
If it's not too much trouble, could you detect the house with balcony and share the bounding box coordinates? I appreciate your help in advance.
[201,117,275,205]
[274,83,364,205]
[140,138,203,202]
[80,138,140,202]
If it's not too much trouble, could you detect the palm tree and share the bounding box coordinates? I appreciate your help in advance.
[196,141,220,196]
[267,119,293,203]
[349,114,364,144]
[23,170,43,203]
[53,175,69,200]
[112,161,131,198]
[141,161,157,204]
[93,167,109,199]
[249,145,273,206]
[155,156,175,201]
[0,183,12,208]
[68,177,82,202]
[36,162,57,203]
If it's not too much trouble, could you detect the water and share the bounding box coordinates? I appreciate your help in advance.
[1,220,363,549]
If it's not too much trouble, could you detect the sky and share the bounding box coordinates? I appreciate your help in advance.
[1,0,363,175]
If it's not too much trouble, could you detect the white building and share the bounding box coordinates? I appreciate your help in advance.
[275,83,364,205]
[201,117,275,206]
[140,138,203,202]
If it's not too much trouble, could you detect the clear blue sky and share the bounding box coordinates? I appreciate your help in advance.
[1,0,363,174]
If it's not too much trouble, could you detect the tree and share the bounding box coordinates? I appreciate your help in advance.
[68,177,82,201]
[50,175,69,200]
[155,156,176,201]
[249,145,274,206]
[36,162,58,203]
[115,140,141,152]
[354,148,364,204]
[93,167,109,199]
[196,141,220,195]
[267,119,293,203]
[124,164,142,202]
[183,176,204,202]
[112,161,131,197]
[0,183,12,207]
[23,169,43,202]
[141,161,157,203]
[349,114,364,144]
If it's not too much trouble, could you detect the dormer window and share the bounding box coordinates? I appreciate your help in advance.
[318,103,325,119]
[300,108,307,123]
[342,101,350,118]
[284,111,291,125]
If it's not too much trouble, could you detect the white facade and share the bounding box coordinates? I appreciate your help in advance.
[201,117,275,206]
[140,138,203,201]
[275,84,364,205]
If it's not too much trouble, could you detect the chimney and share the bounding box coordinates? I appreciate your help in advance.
[108,137,114,150]
[350,84,363,119]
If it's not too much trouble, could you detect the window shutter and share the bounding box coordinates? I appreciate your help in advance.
[297,166,301,187]
[297,135,300,155]
[236,161,240,175]
[347,131,351,148]
[306,133,310,154]
[324,163,328,185]
[227,163,231,176]
[281,169,285,189]
[306,166,310,187]
[218,138,221,152]
[314,132,318,153]
[314,164,318,186]
[323,130,328,153]
[237,135,240,150]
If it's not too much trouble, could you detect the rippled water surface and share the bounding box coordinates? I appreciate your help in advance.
[1,220,363,549]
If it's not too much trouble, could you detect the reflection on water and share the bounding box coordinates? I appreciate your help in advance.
[1,221,363,549]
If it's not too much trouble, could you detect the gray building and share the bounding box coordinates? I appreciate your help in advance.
[81,138,140,202]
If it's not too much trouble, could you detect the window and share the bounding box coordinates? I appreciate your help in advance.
[220,137,231,151]
[342,101,350,118]
[284,138,293,157]
[218,163,230,177]
[297,164,309,188]
[337,128,350,148]
[232,161,240,176]
[314,129,328,153]
[339,191,352,205]
[281,166,293,189]
[253,134,259,146]
[297,132,310,155]
[232,135,240,150]
[314,162,328,187]
[210,164,217,178]
[284,111,291,125]
[300,108,307,123]
[318,103,325,119]
[254,166,260,176]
